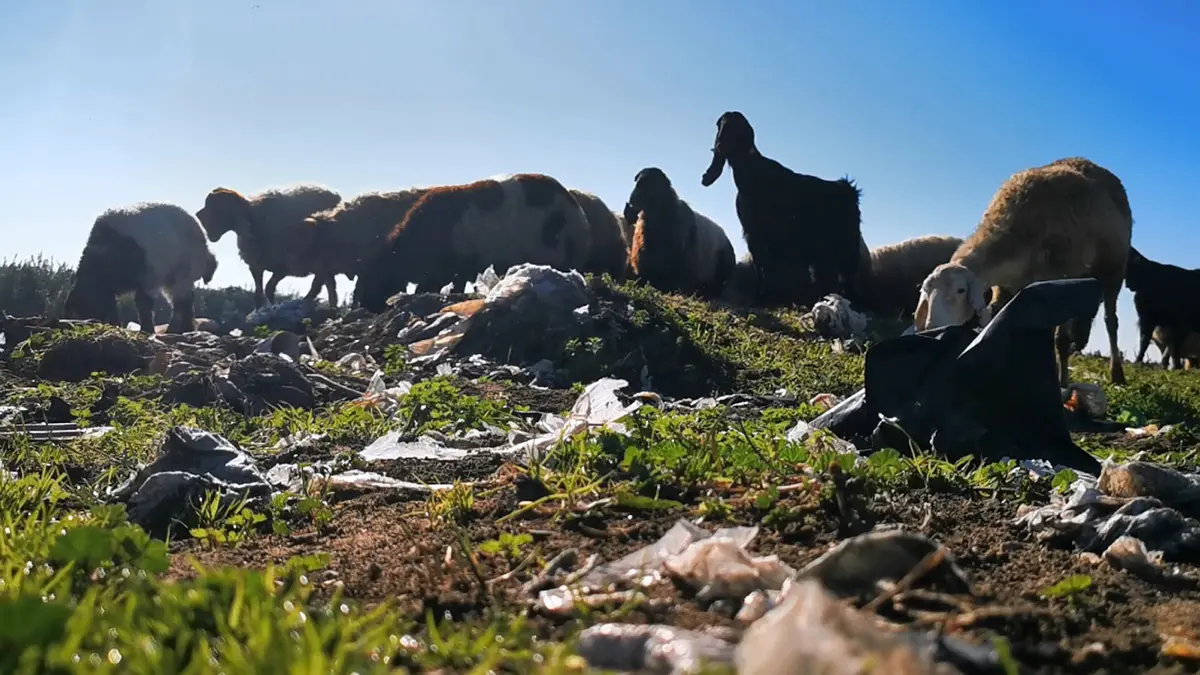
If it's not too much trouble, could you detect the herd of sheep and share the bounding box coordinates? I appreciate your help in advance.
[60,111,1200,390]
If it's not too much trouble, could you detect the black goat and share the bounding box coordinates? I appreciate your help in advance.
[700,111,863,307]
[1127,247,1200,370]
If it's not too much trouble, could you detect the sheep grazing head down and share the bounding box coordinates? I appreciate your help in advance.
[914,262,992,332]
[701,111,755,187]
[195,188,253,243]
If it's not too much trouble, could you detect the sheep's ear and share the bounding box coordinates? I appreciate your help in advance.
[914,292,930,331]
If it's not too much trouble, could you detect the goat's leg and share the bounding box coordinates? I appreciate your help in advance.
[134,289,156,335]
[251,268,266,308]
[1055,323,1074,388]
[1135,320,1153,364]
[1103,290,1125,385]
[264,272,285,305]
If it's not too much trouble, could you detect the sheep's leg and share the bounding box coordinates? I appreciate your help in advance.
[1103,292,1125,385]
[303,275,323,303]
[324,276,338,309]
[251,268,266,308]
[133,289,156,335]
[1054,323,1073,388]
[1169,332,1186,371]
[166,289,196,335]
[264,272,285,305]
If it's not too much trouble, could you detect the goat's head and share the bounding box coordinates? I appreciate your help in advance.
[701,111,755,187]
[914,262,991,332]
[625,167,673,224]
[195,188,252,242]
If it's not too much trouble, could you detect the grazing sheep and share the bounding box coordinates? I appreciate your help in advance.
[351,173,592,313]
[195,184,343,308]
[914,157,1133,386]
[625,167,736,298]
[296,188,431,307]
[1148,325,1200,370]
[700,111,864,307]
[63,202,218,334]
[567,188,630,280]
[854,235,963,318]
[1127,247,1200,370]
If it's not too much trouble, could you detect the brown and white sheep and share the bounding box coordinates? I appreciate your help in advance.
[914,157,1133,386]
[625,167,735,298]
[567,188,630,281]
[294,188,432,307]
[351,173,592,313]
[194,184,343,308]
[64,202,218,334]
[853,234,963,318]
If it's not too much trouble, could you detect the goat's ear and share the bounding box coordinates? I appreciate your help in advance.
[914,292,930,332]
[701,151,726,187]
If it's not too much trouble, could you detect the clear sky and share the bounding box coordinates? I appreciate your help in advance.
[2,0,1198,359]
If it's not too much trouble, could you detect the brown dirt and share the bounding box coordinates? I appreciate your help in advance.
[166,466,1200,674]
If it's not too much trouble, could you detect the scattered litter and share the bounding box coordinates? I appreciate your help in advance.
[808,278,1109,474]
[794,529,972,599]
[108,427,274,536]
[0,421,113,441]
[1016,459,1200,575]
[575,623,736,675]
[736,579,1005,675]
[808,294,869,340]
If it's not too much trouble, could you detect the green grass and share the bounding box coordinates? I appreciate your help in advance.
[3,267,1200,672]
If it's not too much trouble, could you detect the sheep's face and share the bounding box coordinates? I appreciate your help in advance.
[701,111,754,187]
[195,189,251,242]
[914,263,989,331]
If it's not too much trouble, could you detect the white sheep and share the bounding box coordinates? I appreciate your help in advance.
[854,234,963,318]
[914,157,1133,386]
[352,173,593,312]
[195,184,343,308]
[64,202,218,334]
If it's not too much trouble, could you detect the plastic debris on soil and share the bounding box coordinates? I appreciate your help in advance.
[554,518,1005,675]
[359,377,640,465]
[1016,457,1200,580]
[808,293,869,340]
[108,426,274,536]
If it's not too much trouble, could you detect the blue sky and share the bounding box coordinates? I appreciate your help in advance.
[2,0,1198,358]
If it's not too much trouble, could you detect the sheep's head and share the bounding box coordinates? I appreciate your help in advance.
[701,111,755,187]
[1124,246,1148,292]
[195,188,252,242]
[914,262,991,331]
[351,248,405,314]
[201,251,218,285]
[63,278,110,322]
[625,167,673,222]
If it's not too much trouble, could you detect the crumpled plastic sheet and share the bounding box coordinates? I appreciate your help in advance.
[359,377,641,466]
[108,426,274,536]
[809,293,869,340]
[737,579,1004,675]
[1015,458,1200,576]
[574,623,736,675]
[537,519,760,614]
[407,263,592,359]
